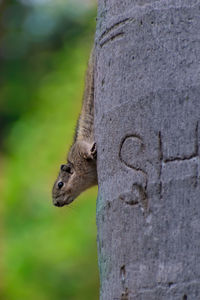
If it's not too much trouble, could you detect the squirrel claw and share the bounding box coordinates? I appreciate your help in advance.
[90,142,97,159]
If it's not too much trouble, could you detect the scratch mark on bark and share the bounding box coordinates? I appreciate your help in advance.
[164,121,199,163]
[99,18,131,41]
[161,122,199,187]
[119,134,148,191]
[195,121,198,156]
[158,131,163,201]
[121,287,129,300]
[120,265,126,285]
[119,134,148,215]
[119,134,146,173]
[194,162,198,188]
[164,154,197,163]
[100,32,125,47]
[119,184,148,215]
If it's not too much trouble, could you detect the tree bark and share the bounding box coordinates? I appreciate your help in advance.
[95,1,200,299]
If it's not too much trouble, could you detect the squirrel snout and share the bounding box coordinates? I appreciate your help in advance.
[54,199,65,207]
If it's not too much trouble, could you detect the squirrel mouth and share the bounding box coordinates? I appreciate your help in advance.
[53,195,74,207]
[64,196,74,205]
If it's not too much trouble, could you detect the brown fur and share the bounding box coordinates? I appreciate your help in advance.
[52,49,97,207]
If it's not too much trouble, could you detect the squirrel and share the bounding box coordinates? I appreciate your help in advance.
[52,49,97,207]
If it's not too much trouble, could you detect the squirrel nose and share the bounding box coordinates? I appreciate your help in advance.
[54,200,64,207]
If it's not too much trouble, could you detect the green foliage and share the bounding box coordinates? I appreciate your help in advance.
[1,1,99,299]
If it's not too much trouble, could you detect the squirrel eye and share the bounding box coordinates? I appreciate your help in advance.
[58,181,64,189]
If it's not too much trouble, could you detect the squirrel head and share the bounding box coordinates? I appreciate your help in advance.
[52,141,97,207]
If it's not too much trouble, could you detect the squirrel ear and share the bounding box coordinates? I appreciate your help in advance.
[82,142,97,160]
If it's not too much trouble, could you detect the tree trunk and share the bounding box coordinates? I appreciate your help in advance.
[95,1,200,299]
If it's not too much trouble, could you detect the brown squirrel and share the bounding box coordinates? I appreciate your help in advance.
[52,49,97,207]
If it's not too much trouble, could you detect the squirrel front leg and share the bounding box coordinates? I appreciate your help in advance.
[79,141,97,160]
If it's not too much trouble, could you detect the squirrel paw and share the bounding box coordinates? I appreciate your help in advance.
[90,142,97,159]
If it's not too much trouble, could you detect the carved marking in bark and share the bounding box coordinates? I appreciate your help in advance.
[120,265,126,285]
[119,135,145,171]
[99,18,130,41]
[120,265,129,300]
[119,135,148,214]
[164,122,199,163]
[99,18,131,47]
[121,288,129,300]
[159,121,199,199]
[158,131,163,201]
[100,32,125,48]
[119,184,148,214]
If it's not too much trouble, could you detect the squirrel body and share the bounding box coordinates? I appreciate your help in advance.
[52,49,97,207]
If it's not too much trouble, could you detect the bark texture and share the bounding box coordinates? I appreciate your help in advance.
[95,1,200,299]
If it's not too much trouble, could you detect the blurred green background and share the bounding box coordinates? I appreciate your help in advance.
[0,0,98,299]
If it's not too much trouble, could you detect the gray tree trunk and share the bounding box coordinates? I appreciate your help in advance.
[94,1,200,299]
